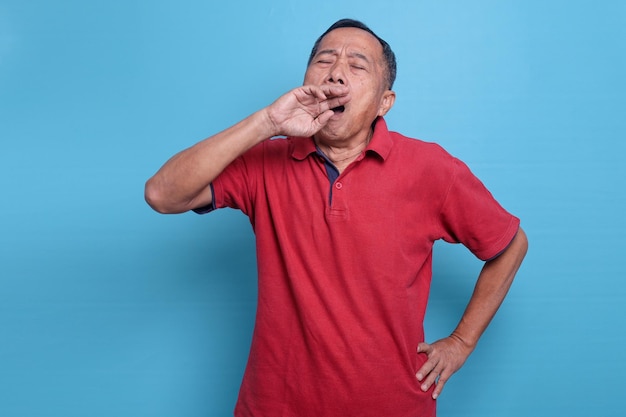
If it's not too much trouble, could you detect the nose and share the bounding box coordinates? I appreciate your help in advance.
[328,74,345,85]
[327,61,346,85]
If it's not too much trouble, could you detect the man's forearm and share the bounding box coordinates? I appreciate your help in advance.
[145,84,350,214]
[144,108,275,214]
[452,227,529,350]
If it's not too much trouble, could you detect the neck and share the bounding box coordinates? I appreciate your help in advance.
[316,130,373,171]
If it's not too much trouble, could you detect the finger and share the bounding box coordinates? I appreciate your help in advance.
[432,370,450,400]
[416,357,438,382]
[314,109,335,128]
[417,349,441,389]
[417,342,431,354]
[421,368,441,392]
[321,94,351,113]
[299,85,328,102]
[415,343,433,381]
[319,84,350,98]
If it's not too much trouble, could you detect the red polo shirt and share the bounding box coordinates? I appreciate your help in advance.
[205,117,519,417]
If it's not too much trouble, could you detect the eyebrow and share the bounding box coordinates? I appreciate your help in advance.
[316,49,371,64]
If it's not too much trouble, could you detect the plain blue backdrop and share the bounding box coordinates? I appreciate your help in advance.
[1,1,624,416]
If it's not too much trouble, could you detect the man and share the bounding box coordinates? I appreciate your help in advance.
[145,19,528,417]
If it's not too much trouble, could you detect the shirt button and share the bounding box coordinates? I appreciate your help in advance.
[335,182,343,190]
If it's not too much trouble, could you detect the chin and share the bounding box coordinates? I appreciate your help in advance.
[314,128,337,141]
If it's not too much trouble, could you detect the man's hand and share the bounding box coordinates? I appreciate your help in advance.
[416,335,473,399]
[265,85,351,138]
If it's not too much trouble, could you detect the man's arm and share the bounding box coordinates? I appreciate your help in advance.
[144,85,350,214]
[416,227,528,399]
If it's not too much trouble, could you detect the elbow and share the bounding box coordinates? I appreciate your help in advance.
[144,178,173,214]
[502,227,528,272]
[502,227,528,264]
[144,177,195,214]
[517,227,529,259]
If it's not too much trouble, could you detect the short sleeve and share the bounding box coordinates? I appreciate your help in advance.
[203,141,266,217]
[192,183,217,214]
[439,158,520,261]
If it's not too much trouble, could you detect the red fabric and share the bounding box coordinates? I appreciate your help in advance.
[211,118,520,417]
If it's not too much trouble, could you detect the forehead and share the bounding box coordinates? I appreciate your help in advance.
[316,27,384,60]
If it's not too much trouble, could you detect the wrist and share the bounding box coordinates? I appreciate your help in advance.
[258,106,280,138]
[449,331,477,354]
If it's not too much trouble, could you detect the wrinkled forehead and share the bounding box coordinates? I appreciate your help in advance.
[315,27,384,61]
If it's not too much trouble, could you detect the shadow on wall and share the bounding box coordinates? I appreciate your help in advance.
[135,208,259,413]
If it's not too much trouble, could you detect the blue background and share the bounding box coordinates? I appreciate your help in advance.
[1,1,624,416]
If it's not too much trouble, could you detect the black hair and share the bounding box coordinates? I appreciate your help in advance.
[307,19,397,90]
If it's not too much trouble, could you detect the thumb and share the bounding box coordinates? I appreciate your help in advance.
[314,109,334,128]
[417,342,430,354]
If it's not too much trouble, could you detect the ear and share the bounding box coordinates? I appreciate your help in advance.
[377,90,396,117]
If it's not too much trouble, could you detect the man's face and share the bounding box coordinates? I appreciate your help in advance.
[304,27,395,144]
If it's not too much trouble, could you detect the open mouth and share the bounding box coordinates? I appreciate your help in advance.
[331,105,345,114]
